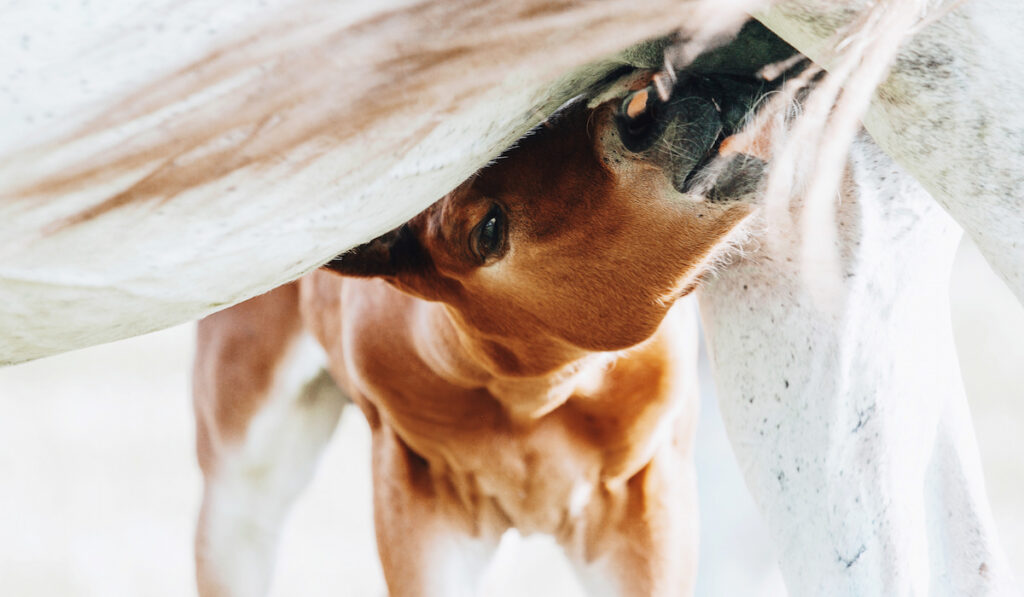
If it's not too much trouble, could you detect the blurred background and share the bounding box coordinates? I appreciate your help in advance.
[0,237,1021,597]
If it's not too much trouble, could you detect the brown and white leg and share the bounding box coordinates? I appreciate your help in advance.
[371,426,498,597]
[569,438,698,597]
[193,285,347,597]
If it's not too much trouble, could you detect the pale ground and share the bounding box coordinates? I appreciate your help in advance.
[0,238,1021,596]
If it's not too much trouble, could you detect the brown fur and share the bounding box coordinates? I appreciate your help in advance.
[193,284,305,472]
[194,83,751,596]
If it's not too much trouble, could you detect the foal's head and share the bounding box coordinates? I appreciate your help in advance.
[327,70,762,360]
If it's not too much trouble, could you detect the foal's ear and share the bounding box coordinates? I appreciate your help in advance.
[322,224,427,279]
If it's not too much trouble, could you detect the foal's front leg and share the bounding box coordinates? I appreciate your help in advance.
[568,439,699,597]
[193,284,347,597]
[371,426,498,597]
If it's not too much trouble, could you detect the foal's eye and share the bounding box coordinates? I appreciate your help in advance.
[616,85,665,152]
[471,205,507,263]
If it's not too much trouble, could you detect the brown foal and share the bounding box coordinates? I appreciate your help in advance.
[192,69,757,596]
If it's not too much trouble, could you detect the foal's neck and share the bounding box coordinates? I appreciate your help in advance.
[431,302,617,421]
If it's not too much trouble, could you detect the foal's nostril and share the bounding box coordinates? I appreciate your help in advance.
[624,88,651,119]
[620,86,663,126]
[617,85,667,152]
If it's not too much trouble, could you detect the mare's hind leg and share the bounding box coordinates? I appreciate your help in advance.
[193,283,346,597]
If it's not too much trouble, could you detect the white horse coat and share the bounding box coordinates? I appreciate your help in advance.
[700,2,1022,593]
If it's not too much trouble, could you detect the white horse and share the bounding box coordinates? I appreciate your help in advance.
[2,0,1022,595]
